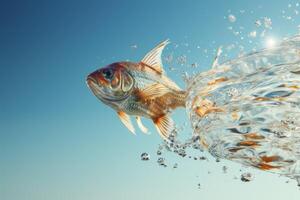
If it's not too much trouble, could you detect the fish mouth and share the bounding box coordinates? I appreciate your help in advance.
[86,75,98,88]
[86,75,106,98]
[86,75,128,102]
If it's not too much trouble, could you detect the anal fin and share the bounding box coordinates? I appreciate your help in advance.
[152,115,174,140]
[136,116,149,134]
[117,111,135,135]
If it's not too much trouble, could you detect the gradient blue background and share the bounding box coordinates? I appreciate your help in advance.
[1,0,300,199]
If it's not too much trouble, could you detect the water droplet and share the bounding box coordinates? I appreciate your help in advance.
[178,149,187,157]
[157,157,166,166]
[157,150,162,156]
[199,156,207,161]
[130,44,138,49]
[228,14,236,23]
[249,31,257,38]
[141,153,150,161]
[177,55,187,65]
[164,54,173,63]
[197,183,201,189]
[255,20,262,27]
[191,63,198,68]
[241,173,253,182]
[263,17,272,29]
[296,177,300,186]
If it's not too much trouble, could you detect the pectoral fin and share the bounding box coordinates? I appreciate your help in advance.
[140,83,171,99]
[152,115,174,140]
[136,116,149,134]
[117,111,135,135]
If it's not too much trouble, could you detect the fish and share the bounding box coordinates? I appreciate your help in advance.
[86,40,187,140]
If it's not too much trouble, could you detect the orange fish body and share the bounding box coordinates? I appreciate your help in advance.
[87,40,186,140]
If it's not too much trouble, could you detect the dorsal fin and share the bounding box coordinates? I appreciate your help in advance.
[141,39,170,74]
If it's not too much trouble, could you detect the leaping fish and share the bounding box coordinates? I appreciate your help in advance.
[86,40,187,140]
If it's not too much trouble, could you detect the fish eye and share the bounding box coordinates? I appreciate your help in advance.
[102,68,114,80]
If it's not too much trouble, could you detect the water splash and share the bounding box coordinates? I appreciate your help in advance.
[186,35,300,183]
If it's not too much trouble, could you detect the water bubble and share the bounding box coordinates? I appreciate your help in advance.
[296,177,300,187]
[228,14,237,23]
[263,17,272,29]
[173,163,178,169]
[191,63,198,68]
[130,44,138,49]
[157,157,167,167]
[141,153,150,161]
[249,31,257,38]
[164,54,173,63]
[199,156,207,161]
[178,149,187,157]
[241,173,253,182]
[255,20,262,27]
[182,72,190,83]
[233,31,240,36]
[226,44,235,51]
[286,16,292,20]
[177,55,187,65]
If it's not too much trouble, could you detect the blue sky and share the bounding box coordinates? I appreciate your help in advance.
[1,0,300,199]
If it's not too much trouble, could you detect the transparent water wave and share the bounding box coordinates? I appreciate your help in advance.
[186,35,300,183]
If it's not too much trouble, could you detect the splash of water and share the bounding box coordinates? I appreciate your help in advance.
[186,35,300,184]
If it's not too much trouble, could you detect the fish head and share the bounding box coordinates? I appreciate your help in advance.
[86,62,135,103]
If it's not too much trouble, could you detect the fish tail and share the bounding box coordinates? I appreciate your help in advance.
[172,90,187,108]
